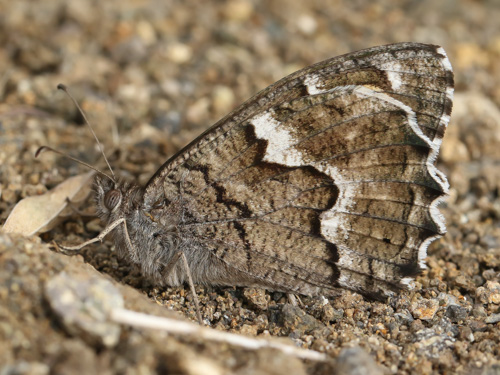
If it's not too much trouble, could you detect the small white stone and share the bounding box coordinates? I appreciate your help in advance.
[296,15,318,35]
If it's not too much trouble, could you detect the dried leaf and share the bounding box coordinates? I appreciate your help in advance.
[2,172,94,236]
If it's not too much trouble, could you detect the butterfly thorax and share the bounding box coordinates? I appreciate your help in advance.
[94,175,175,276]
[94,175,213,286]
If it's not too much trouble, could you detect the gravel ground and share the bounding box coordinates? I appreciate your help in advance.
[1,1,499,374]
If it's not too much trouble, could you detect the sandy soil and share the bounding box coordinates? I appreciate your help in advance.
[1,1,499,374]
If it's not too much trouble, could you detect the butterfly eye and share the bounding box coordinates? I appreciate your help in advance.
[104,189,122,211]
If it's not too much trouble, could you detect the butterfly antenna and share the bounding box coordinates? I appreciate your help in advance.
[35,146,115,182]
[57,83,116,181]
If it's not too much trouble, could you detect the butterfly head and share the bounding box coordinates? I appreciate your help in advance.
[94,174,143,223]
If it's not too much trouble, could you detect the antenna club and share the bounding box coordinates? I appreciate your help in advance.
[57,83,67,91]
[35,146,47,158]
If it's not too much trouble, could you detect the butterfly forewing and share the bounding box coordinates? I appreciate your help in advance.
[143,43,454,300]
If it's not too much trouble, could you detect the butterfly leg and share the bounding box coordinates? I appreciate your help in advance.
[161,251,183,276]
[161,250,203,325]
[180,252,203,325]
[287,294,304,307]
[57,217,128,252]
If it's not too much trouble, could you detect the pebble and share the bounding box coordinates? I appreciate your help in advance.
[484,314,500,324]
[0,361,50,375]
[335,347,385,375]
[44,271,123,348]
[413,328,455,355]
[472,304,488,318]
[438,292,460,307]
[243,288,269,310]
[485,281,500,304]
[281,304,325,336]
[212,85,235,115]
[321,304,344,323]
[296,15,318,36]
[223,0,253,21]
[394,309,414,325]
[410,298,440,321]
[451,93,500,161]
[458,326,475,342]
[476,281,500,305]
[469,321,488,333]
[446,305,469,323]
[166,43,193,64]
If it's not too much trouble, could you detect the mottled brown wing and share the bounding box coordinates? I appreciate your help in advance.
[144,43,454,299]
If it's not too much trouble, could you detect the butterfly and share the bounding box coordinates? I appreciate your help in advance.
[57,42,454,306]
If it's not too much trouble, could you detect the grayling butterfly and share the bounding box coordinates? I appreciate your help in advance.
[44,43,454,318]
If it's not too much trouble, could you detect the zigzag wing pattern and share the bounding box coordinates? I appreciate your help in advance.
[144,43,454,299]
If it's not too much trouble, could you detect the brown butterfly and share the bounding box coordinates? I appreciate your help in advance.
[46,43,454,319]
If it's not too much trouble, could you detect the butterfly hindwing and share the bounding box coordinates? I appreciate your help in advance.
[143,43,454,299]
